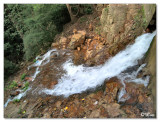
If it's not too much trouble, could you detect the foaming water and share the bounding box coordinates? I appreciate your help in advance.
[117,63,149,102]
[28,49,58,81]
[4,49,58,107]
[118,63,149,87]
[43,31,156,97]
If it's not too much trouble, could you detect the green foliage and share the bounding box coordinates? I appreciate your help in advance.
[21,4,70,60]
[13,99,20,103]
[104,7,108,12]
[80,17,88,23]
[4,5,24,79]
[22,81,29,91]
[33,58,37,63]
[4,59,18,79]
[18,106,22,114]
[21,73,26,81]
[8,80,17,89]
[4,4,71,78]
[82,4,93,14]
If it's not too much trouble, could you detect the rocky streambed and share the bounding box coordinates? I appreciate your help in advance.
[4,30,156,118]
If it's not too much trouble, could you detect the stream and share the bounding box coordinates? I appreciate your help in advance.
[4,31,156,107]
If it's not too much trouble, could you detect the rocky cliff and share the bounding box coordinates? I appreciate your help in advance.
[52,4,156,66]
[145,36,156,114]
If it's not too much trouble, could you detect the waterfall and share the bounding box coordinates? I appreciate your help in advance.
[43,31,156,97]
[4,31,156,107]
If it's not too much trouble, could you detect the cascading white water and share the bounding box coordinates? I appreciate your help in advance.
[43,31,156,97]
[4,49,58,107]
[4,87,31,108]
[117,63,149,102]
[28,49,58,81]
[4,31,156,107]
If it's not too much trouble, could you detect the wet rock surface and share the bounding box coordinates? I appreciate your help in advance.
[4,73,155,118]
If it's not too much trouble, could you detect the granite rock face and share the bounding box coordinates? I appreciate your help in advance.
[100,4,156,59]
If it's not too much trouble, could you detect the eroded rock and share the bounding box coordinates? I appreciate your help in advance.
[68,30,86,49]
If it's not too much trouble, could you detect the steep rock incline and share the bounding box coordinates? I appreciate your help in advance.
[144,36,156,114]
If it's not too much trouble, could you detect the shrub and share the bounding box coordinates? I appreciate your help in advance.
[8,80,18,89]
[21,73,26,81]
[4,59,18,79]
[22,81,29,91]
[82,4,93,14]
[13,99,20,103]
[23,4,70,61]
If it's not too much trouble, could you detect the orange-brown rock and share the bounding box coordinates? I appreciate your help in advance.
[77,47,80,51]
[89,109,101,118]
[49,81,58,89]
[73,49,86,65]
[51,42,59,48]
[10,91,20,97]
[55,101,62,108]
[73,29,78,34]
[104,77,122,100]
[89,24,93,31]
[59,37,68,49]
[67,103,79,117]
[104,103,125,117]
[68,30,86,49]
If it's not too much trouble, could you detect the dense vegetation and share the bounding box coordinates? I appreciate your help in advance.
[4,4,71,79]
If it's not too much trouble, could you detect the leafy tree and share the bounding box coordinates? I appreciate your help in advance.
[4,5,24,79]
[4,4,71,79]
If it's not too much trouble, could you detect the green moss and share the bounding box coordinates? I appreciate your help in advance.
[80,17,88,23]
[133,5,147,29]
[33,58,37,63]
[141,5,147,28]
[21,73,26,81]
[104,7,108,12]
[22,81,29,91]
[8,80,17,89]
[13,99,20,103]
[18,106,22,114]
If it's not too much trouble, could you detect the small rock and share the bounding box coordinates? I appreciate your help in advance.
[77,47,81,51]
[138,95,145,104]
[105,77,122,99]
[51,42,59,48]
[73,29,78,34]
[125,96,138,105]
[105,103,124,117]
[89,109,100,118]
[49,81,58,89]
[50,54,58,59]
[25,77,33,82]
[18,84,23,88]
[60,37,67,44]
[89,24,93,31]
[55,101,62,108]
[10,91,20,97]
[43,113,51,118]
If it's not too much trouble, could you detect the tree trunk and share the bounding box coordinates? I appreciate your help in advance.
[66,4,78,23]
